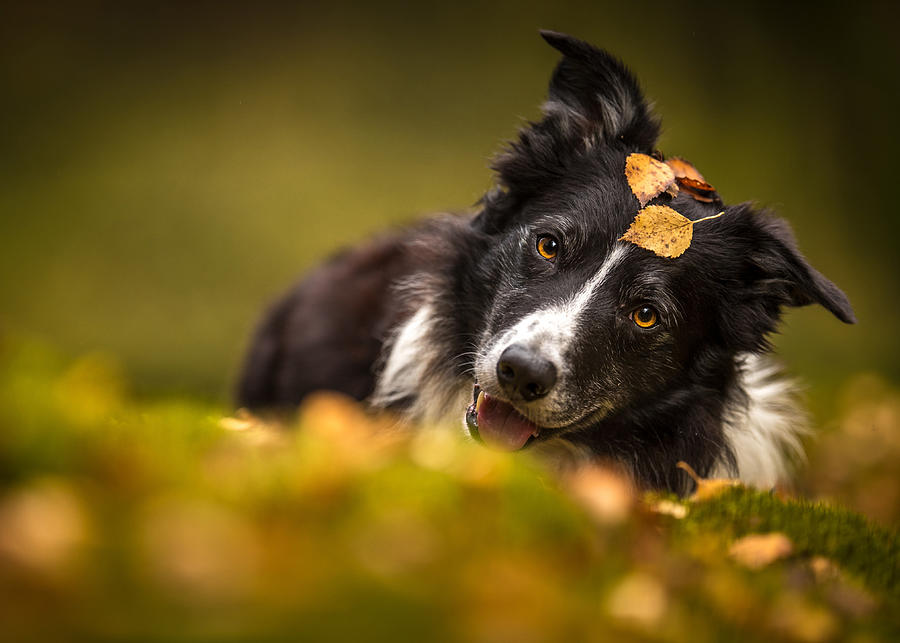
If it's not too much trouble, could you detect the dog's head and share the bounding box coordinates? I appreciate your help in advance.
[463,31,855,453]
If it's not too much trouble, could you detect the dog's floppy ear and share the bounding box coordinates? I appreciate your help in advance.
[539,30,659,151]
[721,209,855,349]
[747,214,855,323]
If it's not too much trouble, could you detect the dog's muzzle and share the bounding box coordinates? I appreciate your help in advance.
[465,384,541,451]
[496,344,558,402]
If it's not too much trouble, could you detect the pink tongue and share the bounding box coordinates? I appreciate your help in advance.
[476,394,537,451]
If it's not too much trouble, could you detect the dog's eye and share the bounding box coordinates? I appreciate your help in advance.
[536,235,559,261]
[631,306,658,329]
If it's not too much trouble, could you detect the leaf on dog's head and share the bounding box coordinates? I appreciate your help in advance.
[665,156,706,183]
[625,153,676,207]
[666,157,719,203]
[620,205,694,258]
[677,177,717,203]
[619,206,724,259]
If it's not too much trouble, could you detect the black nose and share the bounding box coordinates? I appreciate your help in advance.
[496,344,557,402]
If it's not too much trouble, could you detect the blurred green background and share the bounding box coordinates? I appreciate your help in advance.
[2,0,898,416]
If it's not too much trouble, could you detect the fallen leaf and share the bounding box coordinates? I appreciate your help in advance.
[618,206,724,259]
[567,465,634,525]
[0,479,89,575]
[809,556,842,583]
[676,461,740,501]
[665,156,706,183]
[729,532,793,570]
[625,153,676,206]
[220,410,285,447]
[606,572,668,625]
[298,391,405,466]
[651,499,688,519]
[620,205,692,258]
[676,177,717,203]
[219,410,261,432]
[665,157,719,203]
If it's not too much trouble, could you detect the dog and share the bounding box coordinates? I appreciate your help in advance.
[237,31,855,494]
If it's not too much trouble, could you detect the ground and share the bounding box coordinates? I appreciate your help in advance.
[0,333,898,642]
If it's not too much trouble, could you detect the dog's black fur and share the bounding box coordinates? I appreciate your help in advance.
[238,32,854,493]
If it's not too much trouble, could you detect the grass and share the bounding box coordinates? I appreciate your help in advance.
[1,332,898,642]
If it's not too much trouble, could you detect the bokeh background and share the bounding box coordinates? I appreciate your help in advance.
[2,1,898,412]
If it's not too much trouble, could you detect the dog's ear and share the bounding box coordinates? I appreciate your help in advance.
[539,30,660,151]
[719,209,855,348]
[746,214,855,323]
[478,32,660,233]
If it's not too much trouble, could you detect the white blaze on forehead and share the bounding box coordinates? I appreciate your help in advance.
[479,244,629,391]
[563,243,629,327]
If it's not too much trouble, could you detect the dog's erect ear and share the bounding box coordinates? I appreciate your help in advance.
[479,32,660,230]
[738,211,856,328]
[539,30,659,151]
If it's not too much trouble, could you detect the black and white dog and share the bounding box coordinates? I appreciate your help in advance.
[237,32,854,494]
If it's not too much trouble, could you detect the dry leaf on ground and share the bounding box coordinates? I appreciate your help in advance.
[625,153,676,206]
[676,461,740,501]
[567,466,634,525]
[220,410,285,447]
[606,572,668,625]
[729,532,794,570]
[650,499,688,519]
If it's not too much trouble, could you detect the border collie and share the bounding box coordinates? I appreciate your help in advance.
[237,31,854,494]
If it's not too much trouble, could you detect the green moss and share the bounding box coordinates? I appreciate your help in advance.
[681,488,900,601]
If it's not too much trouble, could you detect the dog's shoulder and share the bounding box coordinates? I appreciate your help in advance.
[369,214,478,424]
[715,353,809,488]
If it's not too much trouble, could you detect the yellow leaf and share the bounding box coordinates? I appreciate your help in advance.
[619,205,692,258]
[219,410,285,447]
[606,572,668,626]
[625,153,676,207]
[676,461,740,501]
[567,465,634,525]
[729,532,794,570]
[619,206,723,258]
[650,499,688,519]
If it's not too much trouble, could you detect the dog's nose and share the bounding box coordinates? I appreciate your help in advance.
[496,344,557,402]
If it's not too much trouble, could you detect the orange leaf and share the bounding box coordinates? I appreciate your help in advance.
[676,461,740,501]
[665,156,706,183]
[666,157,719,203]
[729,532,794,569]
[625,153,676,207]
[567,466,634,525]
[676,177,717,203]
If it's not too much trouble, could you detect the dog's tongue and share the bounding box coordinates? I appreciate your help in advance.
[476,393,537,451]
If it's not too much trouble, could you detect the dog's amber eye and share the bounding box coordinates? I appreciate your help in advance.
[632,306,658,329]
[536,235,559,261]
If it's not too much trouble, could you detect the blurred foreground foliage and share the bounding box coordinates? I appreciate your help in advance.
[0,333,898,643]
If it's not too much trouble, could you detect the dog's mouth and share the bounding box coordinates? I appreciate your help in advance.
[465,385,541,451]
